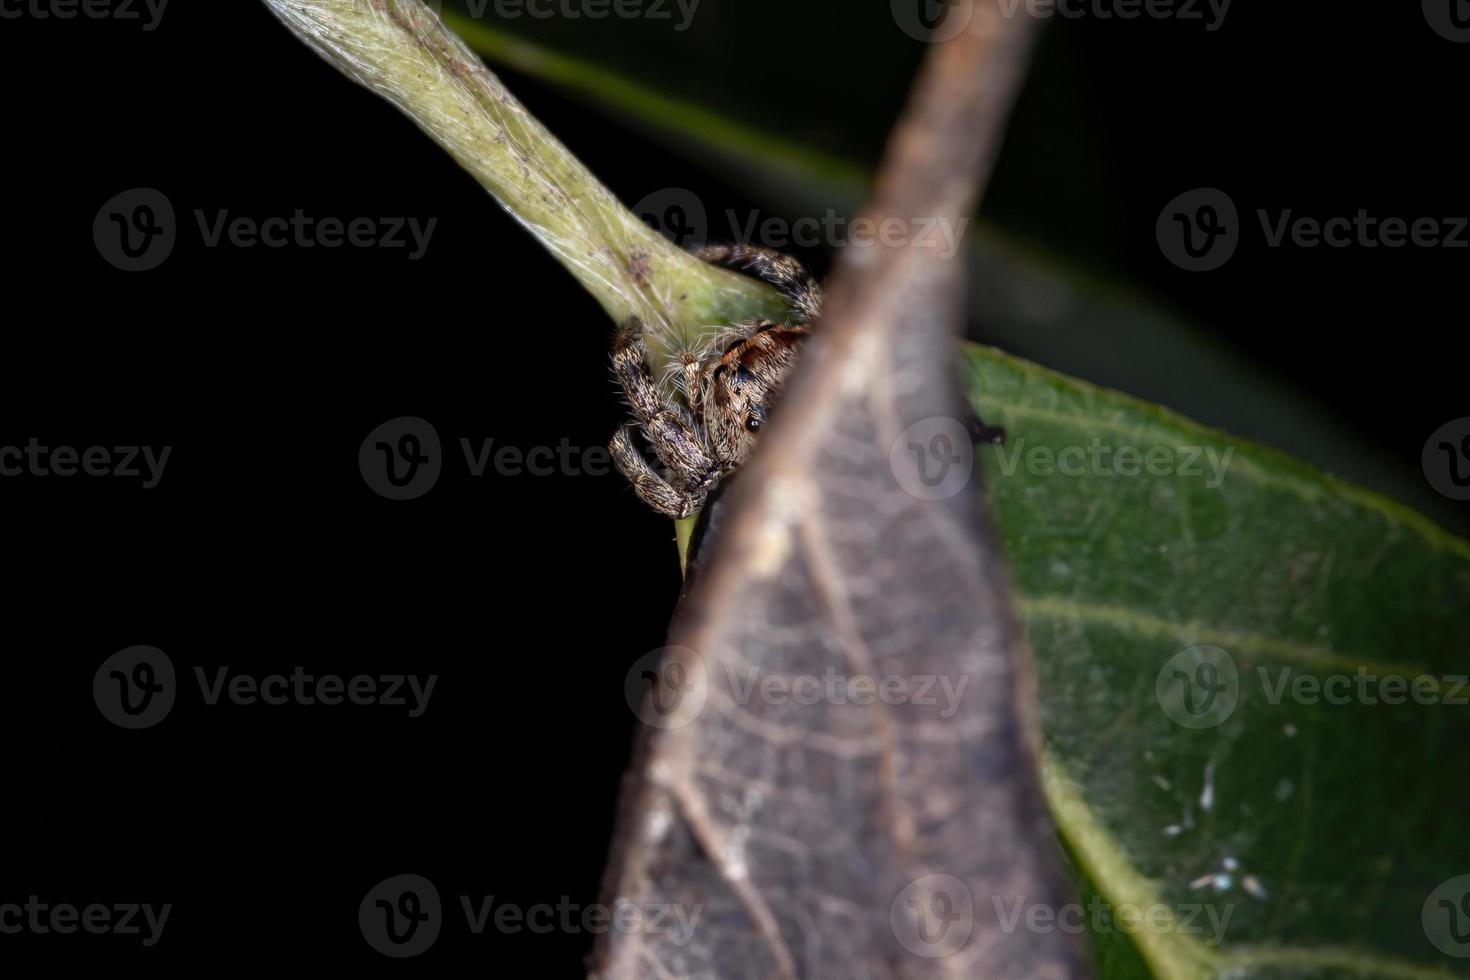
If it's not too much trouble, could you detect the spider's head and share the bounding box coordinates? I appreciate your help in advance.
[706,323,808,471]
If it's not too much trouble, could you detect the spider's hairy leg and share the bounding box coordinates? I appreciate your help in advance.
[611,322,681,424]
[610,425,702,519]
[694,244,823,325]
[707,319,774,353]
[678,352,706,420]
[611,322,720,493]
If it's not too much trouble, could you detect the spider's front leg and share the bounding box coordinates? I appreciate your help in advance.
[609,425,704,519]
[610,323,722,509]
[677,351,705,422]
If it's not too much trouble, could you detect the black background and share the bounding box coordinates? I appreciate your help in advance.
[1,0,1465,974]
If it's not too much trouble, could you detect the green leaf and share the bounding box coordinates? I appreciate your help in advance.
[965,342,1470,979]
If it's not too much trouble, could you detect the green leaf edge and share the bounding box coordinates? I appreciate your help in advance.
[963,343,1470,567]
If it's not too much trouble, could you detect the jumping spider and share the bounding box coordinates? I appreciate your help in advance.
[609,244,820,519]
[609,244,1003,519]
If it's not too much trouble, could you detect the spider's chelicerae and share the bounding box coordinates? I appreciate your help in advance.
[609,244,821,519]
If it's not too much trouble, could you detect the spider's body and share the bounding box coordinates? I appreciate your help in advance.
[609,244,820,519]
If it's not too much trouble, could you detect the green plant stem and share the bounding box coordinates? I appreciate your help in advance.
[262,0,787,368]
